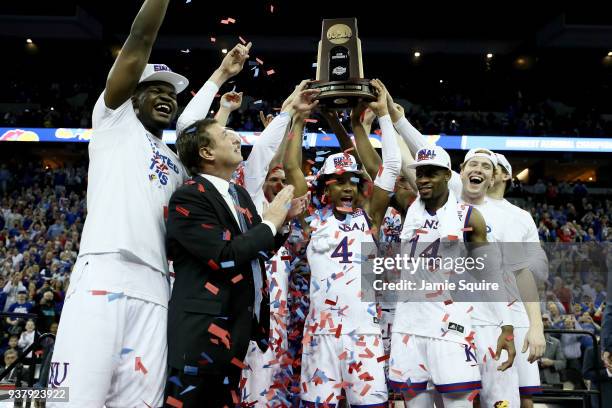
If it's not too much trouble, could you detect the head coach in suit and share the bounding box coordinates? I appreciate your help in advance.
[164,114,303,406]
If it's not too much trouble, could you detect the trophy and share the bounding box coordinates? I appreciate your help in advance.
[308,18,376,109]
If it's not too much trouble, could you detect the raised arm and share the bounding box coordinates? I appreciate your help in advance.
[363,79,401,230]
[350,103,381,180]
[177,42,251,135]
[105,0,170,109]
[214,91,243,127]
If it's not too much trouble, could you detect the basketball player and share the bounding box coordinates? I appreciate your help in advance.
[486,153,549,408]
[390,145,513,408]
[284,79,401,407]
[48,3,252,406]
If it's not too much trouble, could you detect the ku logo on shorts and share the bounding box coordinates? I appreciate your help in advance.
[48,362,70,387]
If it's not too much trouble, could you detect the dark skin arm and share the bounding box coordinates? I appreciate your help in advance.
[105,0,170,109]
[350,103,382,181]
[467,208,517,371]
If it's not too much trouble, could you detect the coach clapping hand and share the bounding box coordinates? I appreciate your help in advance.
[263,185,295,230]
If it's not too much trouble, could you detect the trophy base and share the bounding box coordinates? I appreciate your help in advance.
[307,79,376,109]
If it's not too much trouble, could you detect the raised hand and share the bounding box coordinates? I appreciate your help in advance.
[368,79,389,117]
[289,89,320,116]
[263,185,295,230]
[220,91,243,112]
[259,111,274,129]
[282,79,311,111]
[220,42,252,79]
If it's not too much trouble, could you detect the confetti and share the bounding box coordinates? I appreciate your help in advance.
[312,62,318,68]
[120,348,133,356]
[360,384,371,396]
[304,118,318,123]
[180,385,196,395]
[256,57,264,65]
[183,365,198,375]
[108,292,124,302]
[180,49,190,54]
[270,4,274,13]
[468,389,480,402]
[227,17,236,23]
[134,357,148,374]
[239,36,247,44]
[90,290,108,296]
[220,19,229,24]
[266,69,276,76]
[221,261,235,268]
[197,183,205,193]
[168,376,182,388]
[205,282,219,295]
[376,354,390,363]
[231,357,247,369]
[210,37,216,43]
[208,259,220,270]
[231,274,243,284]
[176,206,190,217]
[165,396,183,408]
[442,313,449,322]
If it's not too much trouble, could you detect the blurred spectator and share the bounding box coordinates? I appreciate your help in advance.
[17,319,36,358]
[583,346,612,408]
[539,314,566,387]
[0,349,18,382]
[3,275,26,312]
[560,315,585,372]
[5,291,34,335]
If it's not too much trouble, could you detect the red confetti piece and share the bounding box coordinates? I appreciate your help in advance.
[506,334,515,341]
[266,69,275,76]
[466,306,474,313]
[419,363,427,371]
[338,351,347,360]
[197,183,205,193]
[376,354,390,363]
[488,347,496,358]
[302,382,308,392]
[208,259,220,270]
[468,389,480,402]
[231,274,243,284]
[134,357,148,374]
[403,334,410,344]
[176,206,190,217]
[166,396,183,408]
[256,57,264,65]
[360,384,371,396]
[377,165,384,177]
[90,290,108,296]
[227,17,236,23]
[163,205,168,221]
[507,299,518,307]
[447,235,459,240]
[334,324,342,338]
[220,19,229,24]
[239,36,247,44]
[191,90,197,97]
[325,298,337,306]
[461,227,473,232]
[205,282,219,295]
[201,223,214,229]
[304,118,318,123]
[358,348,374,358]
[442,313,449,322]
[415,228,428,234]
[444,299,454,305]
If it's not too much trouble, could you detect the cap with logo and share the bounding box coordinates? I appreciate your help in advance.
[138,64,189,94]
[407,146,451,170]
[463,148,498,167]
[320,153,362,175]
[494,153,512,176]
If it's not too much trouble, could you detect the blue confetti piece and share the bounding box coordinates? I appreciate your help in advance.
[200,352,213,363]
[315,156,325,162]
[350,177,360,184]
[316,150,330,156]
[296,308,305,320]
[180,385,196,395]
[183,365,198,376]
[108,292,125,302]
[258,251,270,260]
[223,376,229,385]
[168,376,183,388]
[120,348,133,356]
[221,261,235,268]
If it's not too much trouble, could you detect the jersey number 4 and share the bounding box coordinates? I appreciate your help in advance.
[331,236,353,264]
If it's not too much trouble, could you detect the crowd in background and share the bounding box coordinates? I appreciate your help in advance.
[0,160,610,393]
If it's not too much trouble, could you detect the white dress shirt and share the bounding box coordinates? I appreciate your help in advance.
[201,174,276,236]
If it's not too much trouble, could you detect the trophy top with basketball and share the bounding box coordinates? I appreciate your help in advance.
[307,18,376,109]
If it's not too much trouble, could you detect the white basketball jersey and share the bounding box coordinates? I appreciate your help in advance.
[306,209,381,335]
[392,202,474,344]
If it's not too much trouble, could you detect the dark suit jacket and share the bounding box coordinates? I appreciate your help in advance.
[166,175,285,376]
[582,346,611,408]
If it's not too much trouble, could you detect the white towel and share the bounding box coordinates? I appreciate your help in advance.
[400,188,464,242]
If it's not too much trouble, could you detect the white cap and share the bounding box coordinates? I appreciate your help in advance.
[494,152,512,176]
[139,64,189,93]
[407,146,451,170]
[320,153,361,175]
[463,147,498,167]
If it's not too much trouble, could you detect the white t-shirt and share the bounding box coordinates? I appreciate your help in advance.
[471,198,528,327]
[80,93,188,275]
[306,209,381,335]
